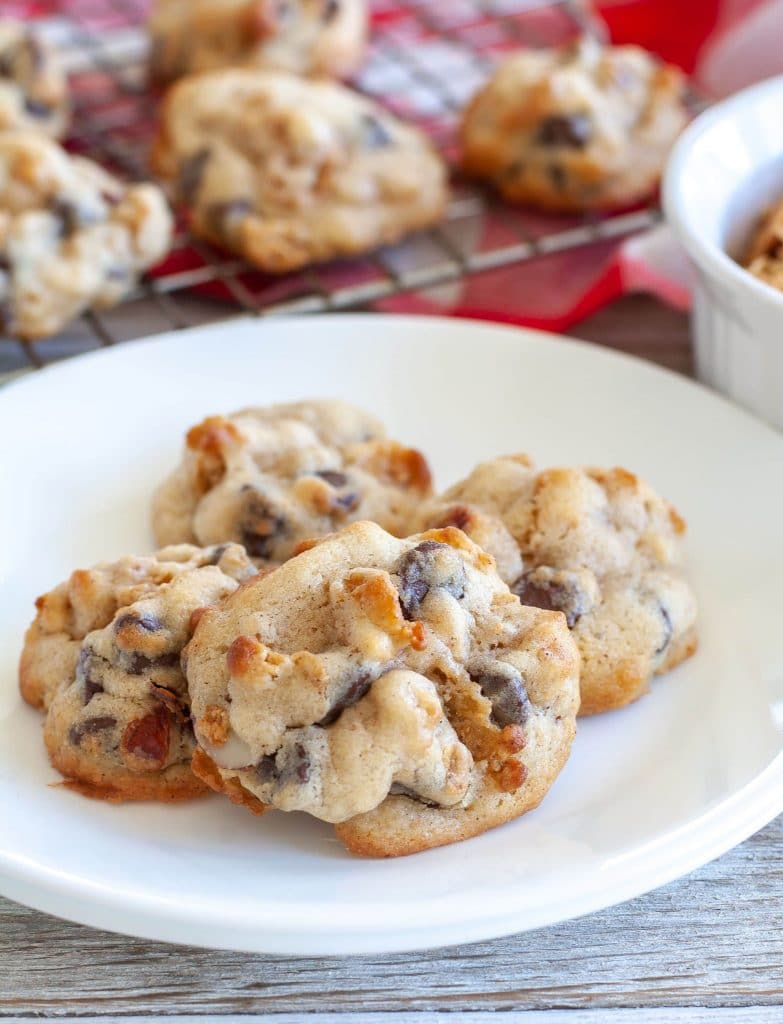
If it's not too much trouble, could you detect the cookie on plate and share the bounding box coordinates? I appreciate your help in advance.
[0,132,173,339]
[20,543,256,802]
[186,521,580,856]
[418,456,697,715]
[151,399,432,567]
[152,69,448,272]
[743,199,783,291]
[460,37,688,211]
[149,0,367,82]
[0,20,69,138]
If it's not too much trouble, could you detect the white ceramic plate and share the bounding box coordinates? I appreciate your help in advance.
[1,314,782,955]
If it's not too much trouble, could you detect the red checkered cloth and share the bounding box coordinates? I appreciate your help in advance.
[11,0,783,329]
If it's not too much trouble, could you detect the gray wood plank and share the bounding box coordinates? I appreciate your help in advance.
[2,1011,781,1024]
[1,815,781,1016]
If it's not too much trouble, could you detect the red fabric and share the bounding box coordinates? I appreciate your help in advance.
[18,1,783,329]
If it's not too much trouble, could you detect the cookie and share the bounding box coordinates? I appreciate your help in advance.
[0,20,69,138]
[0,132,173,339]
[460,37,688,212]
[151,399,433,567]
[19,543,256,802]
[419,455,697,715]
[152,69,448,272]
[186,521,580,856]
[743,199,783,291]
[149,0,367,82]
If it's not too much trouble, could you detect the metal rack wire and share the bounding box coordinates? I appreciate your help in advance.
[0,0,662,378]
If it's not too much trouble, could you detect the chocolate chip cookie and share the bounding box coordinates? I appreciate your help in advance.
[0,20,69,138]
[149,0,367,82]
[20,543,256,802]
[460,38,688,211]
[420,455,698,715]
[152,399,433,567]
[152,69,448,272]
[186,521,580,856]
[0,132,173,339]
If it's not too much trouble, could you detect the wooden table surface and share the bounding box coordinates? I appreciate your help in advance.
[2,296,780,1023]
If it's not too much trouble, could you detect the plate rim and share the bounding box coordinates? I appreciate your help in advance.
[2,312,782,955]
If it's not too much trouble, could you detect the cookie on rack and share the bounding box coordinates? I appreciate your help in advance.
[186,521,580,856]
[152,69,448,272]
[0,132,173,340]
[20,543,256,802]
[0,20,69,138]
[149,0,367,82]
[460,37,688,211]
[151,399,433,566]
[419,455,698,715]
[743,199,783,292]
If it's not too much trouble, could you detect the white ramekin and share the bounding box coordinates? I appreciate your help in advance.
[663,75,783,430]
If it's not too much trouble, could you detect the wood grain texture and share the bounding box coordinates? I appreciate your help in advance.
[1,1013,781,1024]
[1,814,781,1015]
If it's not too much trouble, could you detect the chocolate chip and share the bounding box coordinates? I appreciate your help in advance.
[24,97,53,119]
[179,148,210,203]
[512,570,590,629]
[257,741,311,787]
[121,704,170,765]
[76,648,105,704]
[115,612,162,634]
[396,541,466,620]
[204,543,230,566]
[655,603,673,655]
[49,198,87,236]
[318,670,373,726]
[316,470,348,488]
[68,715,116,746]
[124,651,180,677]
[360,114,393,149]
[205,199,253,239]
[240,490,287,561]
[323,0,340,21]
[536,113,592,148]
[256,753,278,784]
[470,663,531,728]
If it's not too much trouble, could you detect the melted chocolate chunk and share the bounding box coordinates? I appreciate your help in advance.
[655,603,673,655]
[317,670,373,726]
[256,741,312,787]
[68,715,116,746]
[360,114,393,149]
[536,113,592,148]
[512,571,590,629]
[316,470,348,488]
[205,199,253,239]
[240,489,287,561]
[24,97,53,118]
[204,543,230,566]
[50,198,90,236]
[396,540,466,620]
[470,664,531,729]
[115,612,162,635]
[76,648,105,704]
[124,650,180,677]
[179,148,210,203]
[389,782,441,808]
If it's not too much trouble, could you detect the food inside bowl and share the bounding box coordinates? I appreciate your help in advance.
[742,197,783,290]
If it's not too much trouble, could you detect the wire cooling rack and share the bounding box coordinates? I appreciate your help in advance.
[0,0,662,378]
